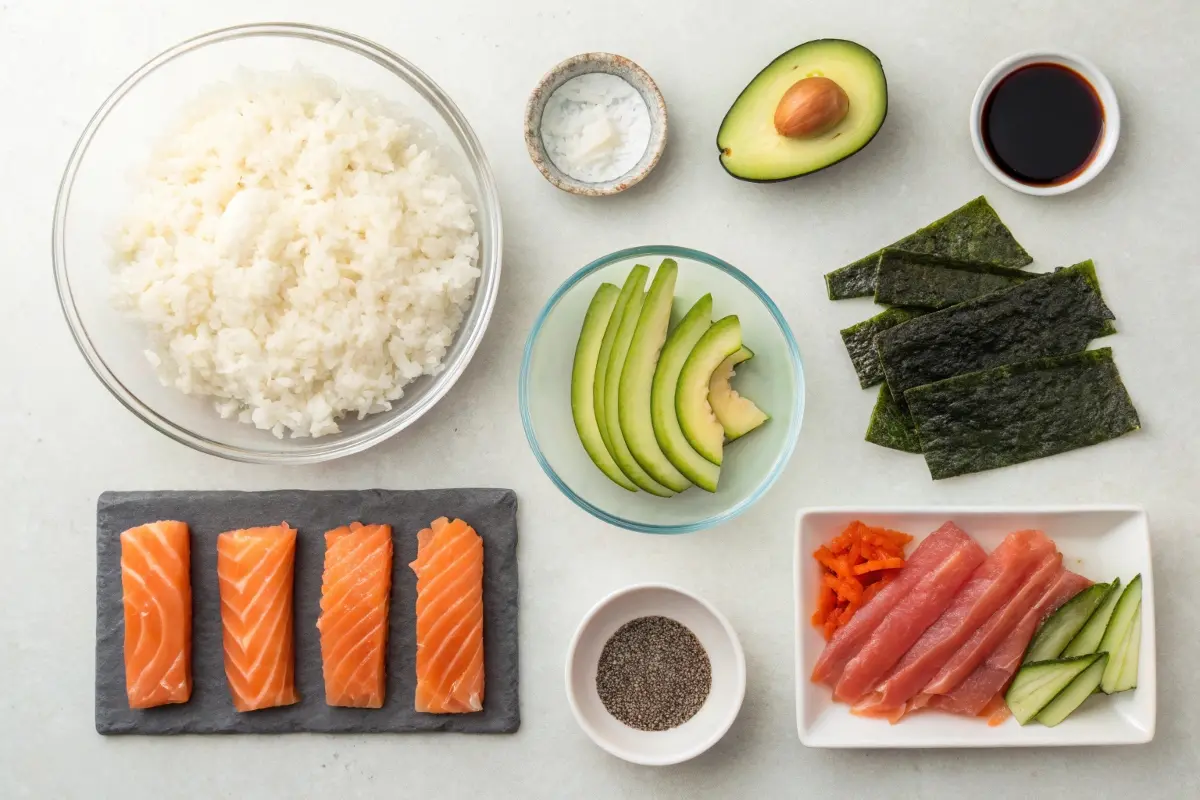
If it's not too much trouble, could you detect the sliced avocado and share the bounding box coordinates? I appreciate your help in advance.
[651,295,722,492]
[619,260,692,492]
[602,267,675,497]
[717,39,888,182]
[594,268,642,458]
[709,346,769,441]
[677,316,742,465]
[570,283,638,492]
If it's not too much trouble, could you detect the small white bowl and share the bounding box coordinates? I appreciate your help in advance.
[969,50,1120,196]
[565,584,746,765]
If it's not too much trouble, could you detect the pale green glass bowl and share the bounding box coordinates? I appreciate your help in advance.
[519,246,804,534]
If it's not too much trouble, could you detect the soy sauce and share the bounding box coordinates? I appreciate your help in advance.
[982,63,1104,186]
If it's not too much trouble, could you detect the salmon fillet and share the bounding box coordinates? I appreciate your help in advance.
[410,517,485,714]
[318,522,393,708]
[120,521,192,709]
[217,524,299,712]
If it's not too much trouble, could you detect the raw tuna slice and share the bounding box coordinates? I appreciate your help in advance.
[834,529,986,703]
[921,549,1063,696]
[931,569,1092,716]
[811,521,977,686]
[854,529,1055,713]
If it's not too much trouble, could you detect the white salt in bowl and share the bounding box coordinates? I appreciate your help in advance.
[524,52,667,196]
[565,584,746,766]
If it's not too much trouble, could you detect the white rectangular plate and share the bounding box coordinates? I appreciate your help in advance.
[795,507,1156,748]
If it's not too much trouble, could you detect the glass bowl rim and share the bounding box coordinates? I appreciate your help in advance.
[518,244,805,534]
[51,22,503,465]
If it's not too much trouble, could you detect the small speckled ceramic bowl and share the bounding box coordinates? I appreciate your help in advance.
[524,53,667,196]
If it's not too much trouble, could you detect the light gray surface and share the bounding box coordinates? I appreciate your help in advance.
[95,490,519,735]
[2,0,1198,797]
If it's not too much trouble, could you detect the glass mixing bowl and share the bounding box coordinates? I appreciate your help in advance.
[520,246,804,534]
[53,23,502,464]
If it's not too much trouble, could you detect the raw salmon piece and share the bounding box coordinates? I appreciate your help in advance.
[410,517,485,714]
[931,569,1092,716]
[217,524,299,712]
[812,522,977,687]
[318,522,393,708]
[857,530,1056,713]
[121,521,192,709]
[834,530,986,703]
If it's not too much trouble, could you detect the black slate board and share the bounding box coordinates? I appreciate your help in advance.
[96,489,519,735]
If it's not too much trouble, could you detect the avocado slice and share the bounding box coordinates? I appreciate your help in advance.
[618,260,692,492]
[593,268,642,458]
[709,346,769,441]
[717,39,888,182]
[651,295,722,492]
[677,316,742,466]
[603,267,675,497]
[571,283,639,492]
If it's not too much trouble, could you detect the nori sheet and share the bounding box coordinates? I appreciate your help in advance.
[874,249,1037,309]
[840,307,927,389]
[865,383,923,453]
[824,196,1033,300]
[906,348,1140,479]
[875,260,1116,410]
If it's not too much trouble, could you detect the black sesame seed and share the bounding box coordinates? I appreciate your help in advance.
[595,615,712,732]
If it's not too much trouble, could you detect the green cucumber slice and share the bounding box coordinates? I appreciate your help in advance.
[1111,609,1143,693]
[1005,653,1104,725]
[1024,583,1112,664]
[1099,576,1143,693]
[1035,653,1108,727]
[1062,579,1123,658]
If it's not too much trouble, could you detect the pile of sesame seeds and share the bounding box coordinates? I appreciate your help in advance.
[595,615,712,732]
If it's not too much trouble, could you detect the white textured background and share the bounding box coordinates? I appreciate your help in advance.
[2,0,1198,797]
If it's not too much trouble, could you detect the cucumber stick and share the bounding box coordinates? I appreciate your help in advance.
[1024,583,1110,664]
[1099,575,1143,693]
[1035,653,1108,727]
[1006,653,1104,725]
[1062,578,1122,657]
[1111,611,1143,693]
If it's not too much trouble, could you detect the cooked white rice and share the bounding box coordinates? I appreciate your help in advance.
[113,71,480,438]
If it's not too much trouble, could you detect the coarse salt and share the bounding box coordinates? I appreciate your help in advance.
[539,72,651,184]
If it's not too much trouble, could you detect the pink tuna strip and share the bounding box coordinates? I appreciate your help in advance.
[931,570,1092,717]
[921,549,1064,697]
[856,530,1056,713]
[833,532,986,704]
[811,522,976,686]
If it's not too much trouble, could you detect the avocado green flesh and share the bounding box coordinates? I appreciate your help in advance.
[594,268,642,458]
[709,346,769,441]
[571,284,638,492]
[677,316,742,466]
[619,261,692,492]
[717,39,887,182]
[651,295,722,493]
[602,268,675,497]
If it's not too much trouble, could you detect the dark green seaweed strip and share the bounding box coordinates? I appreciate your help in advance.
[824,196,1033,299]
[840,307,928,389]
[876,260,1115,410]
[907,348,1140,480]
[874,249,1037,309]
[865,383,923,453]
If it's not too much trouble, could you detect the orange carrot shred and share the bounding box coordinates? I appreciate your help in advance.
[811,520,912,639]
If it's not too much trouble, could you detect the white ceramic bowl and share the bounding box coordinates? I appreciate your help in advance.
[969,50,1119,196]
[565,584,746,765]
[795,507,1155,748]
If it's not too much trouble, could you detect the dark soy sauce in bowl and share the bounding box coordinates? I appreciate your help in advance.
[982,63,1105,186]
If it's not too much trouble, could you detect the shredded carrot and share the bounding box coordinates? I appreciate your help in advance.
[811,520,912,640]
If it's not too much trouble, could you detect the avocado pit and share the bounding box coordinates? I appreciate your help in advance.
[774,76,850,138]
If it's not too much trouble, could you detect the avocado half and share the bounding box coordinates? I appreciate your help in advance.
[717,39,888,182]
